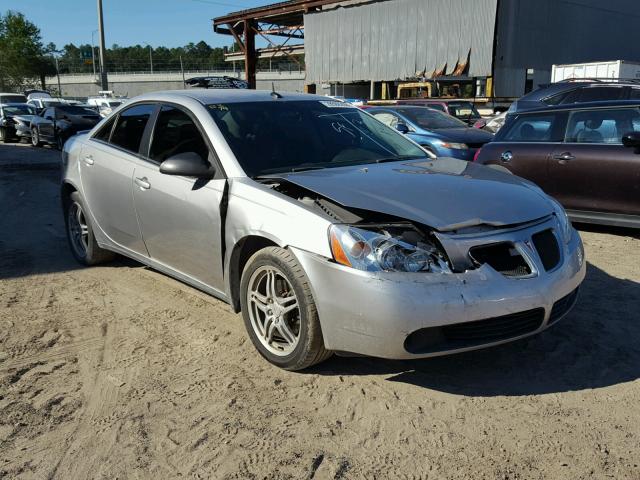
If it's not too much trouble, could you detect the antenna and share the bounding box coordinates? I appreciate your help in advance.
[271,82,283,99]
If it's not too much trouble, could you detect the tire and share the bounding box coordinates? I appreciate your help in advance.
[240,247,332,371]
[31,127,41,147]
[0,127,8,143]
[64,191,115,266]
[56,135,64,150]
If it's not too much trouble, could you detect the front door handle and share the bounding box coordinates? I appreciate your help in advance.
[83,155,94,165]
[552,152,575,163]
[135,176,151,190]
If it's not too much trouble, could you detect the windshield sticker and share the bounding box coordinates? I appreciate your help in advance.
[320,100,357,109]
[208,104,229,111]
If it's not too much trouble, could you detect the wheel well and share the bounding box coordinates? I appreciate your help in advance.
[60,182,76,209]
[228,236,279,313]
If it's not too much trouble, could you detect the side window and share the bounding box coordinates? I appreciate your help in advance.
[577,86,624,103]
[565,108,640,144]
[110,104,155,154]
[501,114,561,142]
[93,116,116,142]
[371,112,399,129]
[149,105,210,163]
[43,108,55,119]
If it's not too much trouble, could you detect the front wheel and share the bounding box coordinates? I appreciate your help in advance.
[31,127,41,147]
[240,247,332,371]
[0,127,9,143]
[64,191,115,265]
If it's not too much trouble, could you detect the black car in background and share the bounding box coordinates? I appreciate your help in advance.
[508,79,640,114]
[30,105,101,149]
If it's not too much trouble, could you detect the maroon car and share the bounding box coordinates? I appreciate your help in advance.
[475,100,640,228]
[397,99,483,125]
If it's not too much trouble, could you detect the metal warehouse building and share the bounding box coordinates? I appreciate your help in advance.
[214,0,640,100]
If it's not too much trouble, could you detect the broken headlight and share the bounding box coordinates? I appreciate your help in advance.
[329,224,450,273]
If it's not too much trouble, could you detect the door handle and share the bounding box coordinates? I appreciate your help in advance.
[83,155,94,165]
[500,151,513,162]
[135,176,151,190]
[552,152,575,163]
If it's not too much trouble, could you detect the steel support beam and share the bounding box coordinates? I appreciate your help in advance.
[244,20,257,89]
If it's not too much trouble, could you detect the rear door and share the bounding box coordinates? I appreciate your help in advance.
[39,108,56,139]
[80,103,156,255]
[547,106,640,216]
[131,103,227,291]
[478,111,568,192]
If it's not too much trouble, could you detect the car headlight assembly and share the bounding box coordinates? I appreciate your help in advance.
[329,224,451,273]
[550,199,572,244]
[436,140,468,150]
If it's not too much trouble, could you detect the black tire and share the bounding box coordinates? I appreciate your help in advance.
[240,247,332,371]
[55,135,64,150]
[0,127,9,143]
[31,127,41,147]
[64,191,115,266]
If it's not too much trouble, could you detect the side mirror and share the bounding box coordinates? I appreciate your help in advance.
[622,131,640,150]
[396,123,410,134]
[159,152,215,178]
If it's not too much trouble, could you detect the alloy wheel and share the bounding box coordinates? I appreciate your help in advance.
[247,265,301,356]
[68,201,89,258]
[31,128,39,146]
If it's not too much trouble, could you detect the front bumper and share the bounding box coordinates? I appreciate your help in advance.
[291,223,586,360]
[15,125,31,137]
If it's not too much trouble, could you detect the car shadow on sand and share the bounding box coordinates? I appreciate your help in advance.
[314,262,640,396]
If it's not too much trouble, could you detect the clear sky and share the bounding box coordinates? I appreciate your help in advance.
[1,0,270,49]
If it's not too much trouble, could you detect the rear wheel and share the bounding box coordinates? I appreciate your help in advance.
[240,247,332,371]
[64,191,115,265]
[31,127,41,147]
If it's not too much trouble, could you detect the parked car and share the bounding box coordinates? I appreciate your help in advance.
[27,97,67,110]
[396,99,483,125]
[0,92,28,104]
[475,100,640,228]
[0,103,38,142]
[87,95,127,118]
[368,105,493,160]
[61,90,585,370]
[508,79,640,114]
[31,105,101,149]
[473,111,507,133]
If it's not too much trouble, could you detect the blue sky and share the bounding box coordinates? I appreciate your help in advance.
[2,0,269,48]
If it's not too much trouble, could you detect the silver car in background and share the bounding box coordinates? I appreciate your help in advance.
[61,90,585,370]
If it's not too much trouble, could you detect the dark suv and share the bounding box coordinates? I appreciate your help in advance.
[475,100,640,228]
[508,79,640,114]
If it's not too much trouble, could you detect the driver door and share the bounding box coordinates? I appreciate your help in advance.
[131,104,226,291]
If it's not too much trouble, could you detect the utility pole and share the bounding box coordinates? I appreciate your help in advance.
[180,55,185,88]
[97,0,108,90]
[149,45,153,74]
[91,30,98,80]
[55,57,62,96]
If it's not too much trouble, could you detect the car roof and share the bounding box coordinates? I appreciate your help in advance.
[0,102,32,107]
[519,80,639,102]
[513,99,640,115]
[130,89,330,105]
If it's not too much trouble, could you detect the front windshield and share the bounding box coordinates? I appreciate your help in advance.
[2,105,36,116]
[208,100,427,177]
[58,106,99,115]
[447,102,481,119]
[397,108,467,129]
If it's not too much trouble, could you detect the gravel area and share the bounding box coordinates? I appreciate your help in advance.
[1,143,639,479]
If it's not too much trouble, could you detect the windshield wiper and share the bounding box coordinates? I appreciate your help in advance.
[374,155,423,164]
[289,165,326,173]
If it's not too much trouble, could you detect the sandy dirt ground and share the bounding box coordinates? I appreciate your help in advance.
[1,143,639,479]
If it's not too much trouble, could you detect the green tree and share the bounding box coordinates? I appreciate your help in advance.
[0,11,55,91]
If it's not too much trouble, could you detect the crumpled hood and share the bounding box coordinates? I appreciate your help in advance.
[429,127,494,144]
[276,158,553,231]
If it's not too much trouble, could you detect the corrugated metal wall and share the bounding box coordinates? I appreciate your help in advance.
[494,0,640,97]
[304,0,498,83]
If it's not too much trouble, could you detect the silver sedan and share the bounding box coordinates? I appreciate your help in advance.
[61,90,585,370]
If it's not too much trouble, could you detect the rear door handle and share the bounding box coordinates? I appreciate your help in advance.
[83,155,94,165]
[552,152,575,162]
[135,176,151,190]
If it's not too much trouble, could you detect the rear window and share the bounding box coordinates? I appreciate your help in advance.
[447,102,481,119]
[564,107,640,144]
[499,113,565,142]
[0,95,27,103]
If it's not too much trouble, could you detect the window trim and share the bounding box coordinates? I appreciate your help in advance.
[144,101,227,179]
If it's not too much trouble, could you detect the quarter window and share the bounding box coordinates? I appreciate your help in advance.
[576,86,625,103]
[501,114,561,142]
[110,104,155,154]
[149,106,210,163]
[564,108,640,144]
[93,116,116,142]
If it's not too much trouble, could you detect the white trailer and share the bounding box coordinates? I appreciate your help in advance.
[552,60,640,82]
